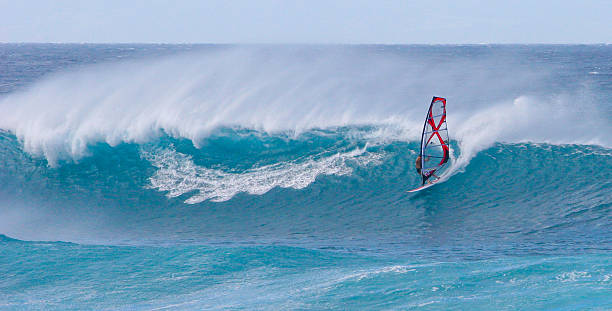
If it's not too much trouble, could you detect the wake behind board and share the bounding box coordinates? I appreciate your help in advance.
[408,96,450,193]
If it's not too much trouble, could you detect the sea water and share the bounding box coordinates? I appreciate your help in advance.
[0,44,611,310]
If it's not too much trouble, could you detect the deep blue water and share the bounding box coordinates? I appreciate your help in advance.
[0,44,611,310]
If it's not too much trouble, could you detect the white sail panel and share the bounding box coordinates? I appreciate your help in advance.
[419,97,449,184]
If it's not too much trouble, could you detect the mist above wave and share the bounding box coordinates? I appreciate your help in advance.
[0,46,608,167]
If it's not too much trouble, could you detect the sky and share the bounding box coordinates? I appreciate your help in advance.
[0,0,610,44]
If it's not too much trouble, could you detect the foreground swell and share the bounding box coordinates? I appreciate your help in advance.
[1,236,611,310]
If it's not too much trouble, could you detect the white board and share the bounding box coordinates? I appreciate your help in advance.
[407,177,439,193]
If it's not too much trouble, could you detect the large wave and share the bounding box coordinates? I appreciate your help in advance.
[1,127,610,248]
[0,47,608,167]
[0,46,610,245]
[1,45,611,311]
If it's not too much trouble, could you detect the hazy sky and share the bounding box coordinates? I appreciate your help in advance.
[1,0,610,44]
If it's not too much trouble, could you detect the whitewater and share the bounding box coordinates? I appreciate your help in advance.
[0,44,611,310]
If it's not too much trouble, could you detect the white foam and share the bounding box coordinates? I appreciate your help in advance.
[142,145,383,203]
[0,48,420,164]
[555,271,591,282]
[0,47,609,167]
[440,94,611,180]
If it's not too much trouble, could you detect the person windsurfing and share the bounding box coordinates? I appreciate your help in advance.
[408,96,450,192]
[416,155,436,184]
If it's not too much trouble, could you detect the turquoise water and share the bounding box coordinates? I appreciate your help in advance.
[2,236,610,310]
[0,44,611,310]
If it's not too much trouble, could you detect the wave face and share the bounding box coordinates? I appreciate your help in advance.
[1,44,611,310]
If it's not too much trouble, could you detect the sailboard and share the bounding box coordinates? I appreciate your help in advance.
[408,96,450,193]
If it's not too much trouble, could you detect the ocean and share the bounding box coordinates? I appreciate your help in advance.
[0,44,610,310]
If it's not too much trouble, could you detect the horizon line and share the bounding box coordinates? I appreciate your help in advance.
[1,42,610,46]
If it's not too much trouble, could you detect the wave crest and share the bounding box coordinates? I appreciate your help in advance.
[0,46,609,167]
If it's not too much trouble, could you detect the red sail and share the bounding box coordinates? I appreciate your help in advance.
[419,97,450,184]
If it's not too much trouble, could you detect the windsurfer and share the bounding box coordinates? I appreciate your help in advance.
[408,96,449,192]
[416,155,439,184]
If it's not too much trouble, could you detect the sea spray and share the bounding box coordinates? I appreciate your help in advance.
[2,46,607,167]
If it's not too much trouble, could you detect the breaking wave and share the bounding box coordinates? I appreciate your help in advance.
[0,45,610,247]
